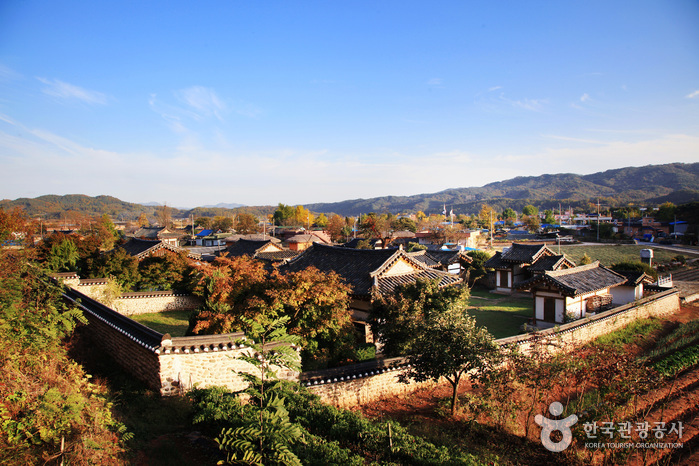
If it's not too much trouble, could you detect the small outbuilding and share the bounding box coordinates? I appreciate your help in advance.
[517,261,628,325]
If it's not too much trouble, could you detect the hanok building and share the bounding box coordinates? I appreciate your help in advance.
[132,226,183,247]
[280,244,463,342]
[221,238,299,267]
[285,231,332,251]
[119,237,201,261]
[484,243,574,293]
[516,261,628,325]
[408,249,473,279]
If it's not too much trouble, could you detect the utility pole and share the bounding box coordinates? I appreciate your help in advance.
[490,210,493,249]
[597,198,600,242]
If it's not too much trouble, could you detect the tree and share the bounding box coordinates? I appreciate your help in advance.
[502,208,517,226]
[215,316,303,465]
[138,252,195,292]
[369,279,470,357]
[272,204,295,226]
[522,214,540,233]
[522,205,539,217]
[478,204,495,229]
[314,213,328,229]
[0,207,29,246]
[293,205,314,228]
[359,213,390,240]
[464,250,492,286]
[391,217,417,233]
[156,203,172,227]
[327,214,346,242]
[47,238,80,272]
[213,216,234,232]
[401,311,501,415]
[543,210,556,225]
[137,212,150,227]
[189,257,354,368]
[95,213,120,250]
[195,217,212,229]
[0,250,126,463]
[655,202,677,222]
[236,213,260,235]
[88,247,141,290]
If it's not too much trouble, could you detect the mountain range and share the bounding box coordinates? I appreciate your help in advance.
[2,162,698,219]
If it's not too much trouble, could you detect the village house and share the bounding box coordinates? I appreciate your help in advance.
[132,226,183,247]
[279,244,462,342]
[484,243,575,294]
[285,231,332,251]
[119,237,201,261]
[221,238,299,267]
[516,261,628,325]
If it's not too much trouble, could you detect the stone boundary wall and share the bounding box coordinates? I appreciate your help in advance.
[115,292,201,316]
[59,275,679,403]
[305,288,680,408]
[61,286,298,396]
[59,276,201,316]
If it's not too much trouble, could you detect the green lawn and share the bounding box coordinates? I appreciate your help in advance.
[130,310,192,337]
[556,244,696,266]
[466,293,532,339]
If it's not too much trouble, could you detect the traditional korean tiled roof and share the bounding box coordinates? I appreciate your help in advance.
[528,254,575,273]
[286,234,330,244]
[119,238,199,261]
[517,261,627,297]
[133,227,166,239]
[484,251,509,269]
[256,250,300,261]
[616,271,653,286]
[376,269,461,296]
[342,238,382,249]
[500,243,554,264]
[225,234,282,243]
[425,250,473,267]
[222,239,298,264]
[407,250,441,268]
[281,243,460,297]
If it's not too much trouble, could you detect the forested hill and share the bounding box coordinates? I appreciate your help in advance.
[306,162,699,216]
[2,162,698,219]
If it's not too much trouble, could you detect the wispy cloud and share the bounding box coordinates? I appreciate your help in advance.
[686,90,699,99]
[175,86,226,121]
[427,78,443,86]
[580,93,590,102]
[499,93,547,112]
[0,64,22,81]
[37,77,108,105]
[488,86,502,92]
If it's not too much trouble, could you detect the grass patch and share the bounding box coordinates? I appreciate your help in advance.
[467,295,532,339]
[557,244,698,267]
[468,288,499,300]
[130,310,192,336]
[592,317,663,351]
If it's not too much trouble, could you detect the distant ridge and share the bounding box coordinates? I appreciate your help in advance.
[2,163,697,218]
[305,162,699,216]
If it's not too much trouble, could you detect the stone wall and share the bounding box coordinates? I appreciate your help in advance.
[305,288,680,408]
[301,358,432,409]
[62,275,679,403]
[62,286,298,396]
[61,276,201,316]
[115,292,201,316]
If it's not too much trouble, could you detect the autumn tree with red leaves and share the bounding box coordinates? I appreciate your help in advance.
[188,255,355,367]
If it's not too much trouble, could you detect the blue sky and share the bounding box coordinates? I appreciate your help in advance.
[1,1,698,208]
